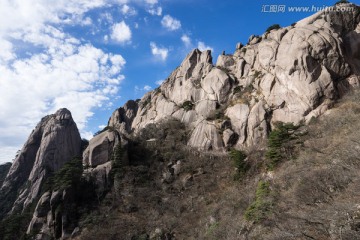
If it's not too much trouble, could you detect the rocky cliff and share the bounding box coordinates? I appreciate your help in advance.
[0,108,82,217]
[3,2,360,240]
[107,2,360,152]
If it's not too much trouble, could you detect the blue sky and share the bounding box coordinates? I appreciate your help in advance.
[0,0,358,163]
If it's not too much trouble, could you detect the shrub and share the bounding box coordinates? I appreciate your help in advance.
[230,149,249,180]
[111,143,125,180]
[266,24,281,33]
[265,122,299,170]
[50,157,83,190]
[244,180,272,222]
[253,70,261,79]
[181,101,194,112]
[233,86,242,94]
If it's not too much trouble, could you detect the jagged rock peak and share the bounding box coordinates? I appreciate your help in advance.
[0,108,82,215]
[107,3,360,152]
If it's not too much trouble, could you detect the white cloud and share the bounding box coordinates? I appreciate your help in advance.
[121,4,137,16]
[181,34,191,47]
[82,17,93,25]
[145,0,158,5]
[150,42,168,61]
[135,85,152,92]
[148,6,162,16]
[155,79,164,85]
[143,85,152,91]
[0,39,16,63]
[198,41,214,52]
[98,124,107,129]
[0,0,128,163]
[161,15,181,31]
[111,21,132,44]
[0,43,126,162]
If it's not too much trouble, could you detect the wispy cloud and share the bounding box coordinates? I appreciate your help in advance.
[198,41,214,52]
[181,34,191,47]
[150,42,169,61]
[161,15,181,31]
[148,6,162,16]
[155,79,164,85]
[145,0,158,5]
[121,4,137,16]
[135,85,152,92]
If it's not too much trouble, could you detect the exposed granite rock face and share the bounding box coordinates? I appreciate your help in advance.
[27,189,78,240]
[0,109,81,215]
[108,100,139,134]
[82,130,120,167]
[105,3,360,151]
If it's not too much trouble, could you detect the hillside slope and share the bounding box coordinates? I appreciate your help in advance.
[77,90,360,240]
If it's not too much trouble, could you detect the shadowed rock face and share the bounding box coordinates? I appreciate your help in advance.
[107,3,360,151]
[0,108,81,215]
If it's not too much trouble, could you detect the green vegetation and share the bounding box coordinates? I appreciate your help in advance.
[233,86,242,94]
[0,163,11,187]
[265,122,299,170]
[0,203,36,240]
[51,157,83,190]
[253,70,261,79]
[111,143,125,180]
[181,101,194,111]
[206,221,220,237]
[206,109,226,121]
[266,24,281,33]
[230,149,249,180]
[143,96,151,108]
[244,180,272,222]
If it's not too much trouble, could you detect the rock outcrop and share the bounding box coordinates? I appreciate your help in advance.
[0,108,82,215]
[27,189,79,239]
[106,3,360,151]
[82,130,120,168]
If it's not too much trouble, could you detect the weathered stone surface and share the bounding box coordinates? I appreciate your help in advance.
[84,161,112,196]
[27,188,78,240]
[83,130,120,167]
[216,55,235,69]
[246,101,268,146]
[108,100,138,134]
[225,104,250,145]
[201,68,232,104]
[0,108,81,215]
[195,100,217,118]
[188,121,223,150]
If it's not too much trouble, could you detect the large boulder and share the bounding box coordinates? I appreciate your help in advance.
[188,121,223,150]
[83,130,120,167]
